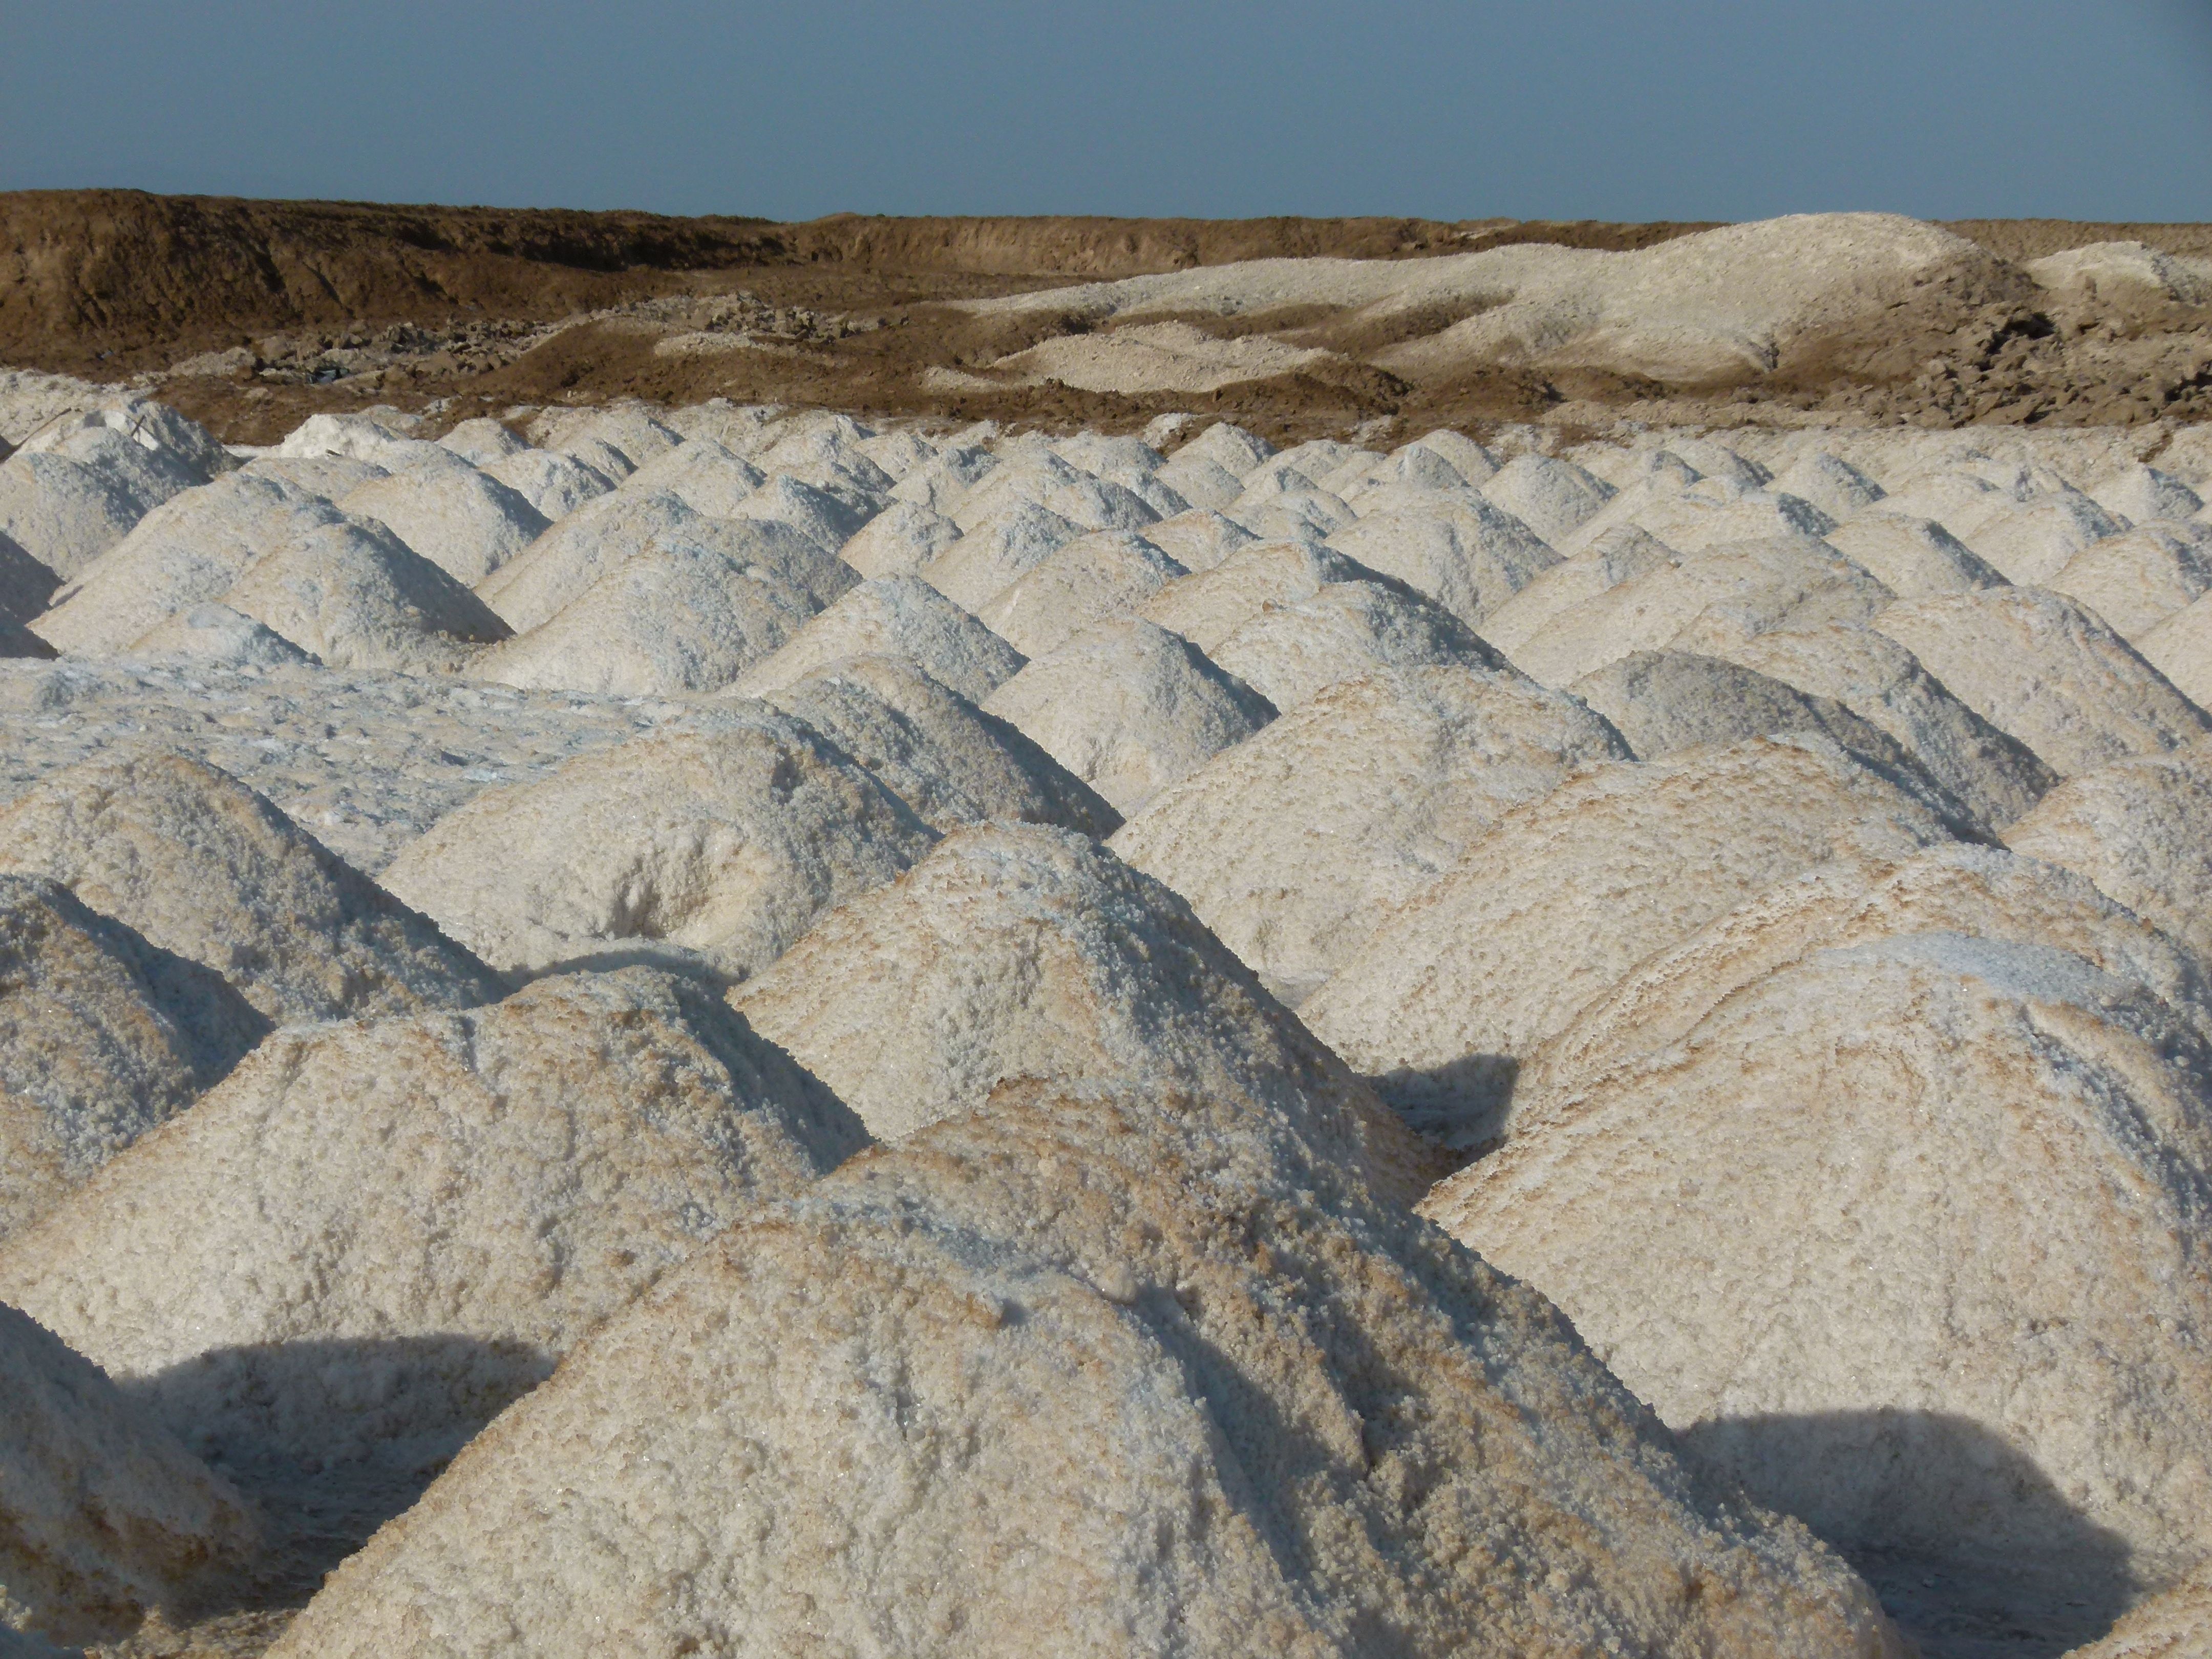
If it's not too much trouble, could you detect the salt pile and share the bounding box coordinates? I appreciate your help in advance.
[10,332,2212,1653]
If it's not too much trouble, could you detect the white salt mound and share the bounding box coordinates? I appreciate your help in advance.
[1510,534,1895,687]
[2048,525,2212,641]
[470,539,821,697]
[732,823,1429,1185]
[1206,578,1509,712]
[435,417,527,466]
[836,499,962,579]
[479,446,614,520]
[262,1064,1898,1659]
[1426,928,2212,1581]
[1821,514,2006,597]
[974,529,1186,658]
[339,464,549,587]
[760,654,1121,838]
[217,516,511,673]
[2005,744,2212,963]
[1326,491,1561,628]
[0,968,863,1508]
[1137,507,1257,572]
[29,472,346,656]
[0,751,502,1026]
[1568,649,1938,795]
[1478,524,1680,654]
[0,875,266,1242]
[0,421,209,580]
[1478,452,1615,545]
[614,436,765,518]
[1302,735,1970,1147]
[918,498,1085,611]
[0,1301,255,1645]
[1139,538,1377,653]
[1873,585,2212,777]
[1111,665,1629,1005]
[379,710,935,979]
[734,574,1027,705]
[1721,623,2057,828]
[982,616,1276,815]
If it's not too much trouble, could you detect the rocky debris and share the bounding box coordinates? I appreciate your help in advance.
[1206,578,1509,712]
[0,1301,256,1646]
[1425,928,2212,1599]
[0,969,863,1585]
[974,530,1185,658]
[2005,744,2212,962]
[379,710,935,979]
[470,539,820,696]
[1302,735,1972,1148]
[260,1065,1902,1659]
[0,876,267,1241]
[1111,666,1628,1006]
[0,752,502,1026]
[337,463,548,587]
[982,617,1276,815]
[735,573,1026,704]
[1873,585,2212,777]
[1720,623,2057,828]
[761,654,1120,838]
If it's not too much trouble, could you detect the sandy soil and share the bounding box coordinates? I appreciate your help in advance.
[5,192,2207,449]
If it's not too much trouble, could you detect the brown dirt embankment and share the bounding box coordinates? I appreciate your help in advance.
[5,190,2207,446]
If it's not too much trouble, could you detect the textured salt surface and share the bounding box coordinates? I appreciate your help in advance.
[5,373,2212,1656]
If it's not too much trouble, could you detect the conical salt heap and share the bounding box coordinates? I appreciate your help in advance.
[261,1069,1903,1657]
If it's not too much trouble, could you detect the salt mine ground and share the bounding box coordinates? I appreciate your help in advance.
[4,194,2212,1657]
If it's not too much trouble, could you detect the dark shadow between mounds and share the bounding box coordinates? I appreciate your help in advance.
[119,1333,555,1612]
[1363,1053,1518,1160]
[1681,1409,2139,1659]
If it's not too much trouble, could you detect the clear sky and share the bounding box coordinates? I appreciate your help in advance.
[4,0,2210,223]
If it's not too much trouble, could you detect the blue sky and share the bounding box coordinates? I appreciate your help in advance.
[4,0,2209,221]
